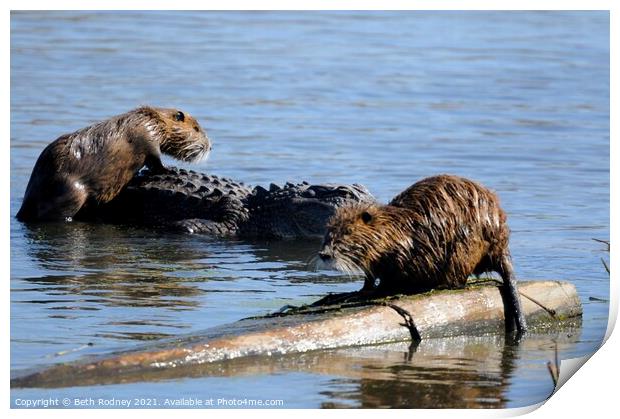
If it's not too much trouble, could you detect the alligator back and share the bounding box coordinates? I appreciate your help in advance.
[90,167,252,226]
[88,167,376,239]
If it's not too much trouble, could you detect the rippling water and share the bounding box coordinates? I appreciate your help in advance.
[10,11,609,408]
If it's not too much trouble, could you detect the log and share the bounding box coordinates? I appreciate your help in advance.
[11,280,581,389]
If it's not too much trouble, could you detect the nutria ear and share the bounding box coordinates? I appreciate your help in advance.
[361,211,372,224]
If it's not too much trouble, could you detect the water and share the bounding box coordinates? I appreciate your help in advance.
[10,11,609,408]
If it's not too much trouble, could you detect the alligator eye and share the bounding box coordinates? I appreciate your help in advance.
[303,188,317,198]
[174,111,185,122]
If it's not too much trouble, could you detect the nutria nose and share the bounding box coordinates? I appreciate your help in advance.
[318,251,332,261]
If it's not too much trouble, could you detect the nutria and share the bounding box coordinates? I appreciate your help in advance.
[16,106,211,222]
[317,174,527,333]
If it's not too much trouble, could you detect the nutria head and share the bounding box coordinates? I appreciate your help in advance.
[316,203,417,282]
[135,106,212,163]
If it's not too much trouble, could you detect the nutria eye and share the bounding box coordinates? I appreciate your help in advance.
[193,126,199,132]
[361,211,372,224]
[174,111,185,122]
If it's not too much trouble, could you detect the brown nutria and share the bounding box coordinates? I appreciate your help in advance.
[317,174,527,333]
[16,106,211,222]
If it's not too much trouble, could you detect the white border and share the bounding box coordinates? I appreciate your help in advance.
[3,1,616,418]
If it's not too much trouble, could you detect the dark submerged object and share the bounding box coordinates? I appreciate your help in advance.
[93,167,376,239]
[317,174,527,333]
[16,106,211,222]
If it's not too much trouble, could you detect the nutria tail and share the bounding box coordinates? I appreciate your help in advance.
[498,253,527,334]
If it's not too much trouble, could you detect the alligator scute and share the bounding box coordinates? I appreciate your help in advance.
[89,167,376,239]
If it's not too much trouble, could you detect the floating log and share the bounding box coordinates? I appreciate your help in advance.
[11,280,581,389]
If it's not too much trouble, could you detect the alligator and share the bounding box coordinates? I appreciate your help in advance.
[90,167,375,239]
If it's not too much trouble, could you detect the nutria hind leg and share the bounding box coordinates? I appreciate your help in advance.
[29,178,88,222]
[498,254,527,335]
[16,199,37,221]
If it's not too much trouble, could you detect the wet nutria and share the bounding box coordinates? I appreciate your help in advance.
[317,174,527,333]
[16,106,211,222]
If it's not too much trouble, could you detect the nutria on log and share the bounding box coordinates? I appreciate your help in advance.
[16,106,211,222]
[317,174,527,333]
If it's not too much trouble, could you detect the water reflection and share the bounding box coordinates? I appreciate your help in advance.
[21,222,215,271]
[333,338,518,408]
[12,328,581,408]
[18,223,213,310]
[18,221,353,305]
